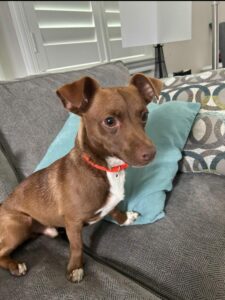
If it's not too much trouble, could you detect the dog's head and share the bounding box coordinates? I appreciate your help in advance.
[56,74,163,167]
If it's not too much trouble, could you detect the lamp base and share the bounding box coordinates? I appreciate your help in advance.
[154,44,168,78]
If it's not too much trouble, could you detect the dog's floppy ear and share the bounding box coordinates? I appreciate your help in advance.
[130,73,163,103]
[56,76,99,115]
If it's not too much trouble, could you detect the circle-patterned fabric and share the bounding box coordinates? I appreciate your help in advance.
[153,69,225,175]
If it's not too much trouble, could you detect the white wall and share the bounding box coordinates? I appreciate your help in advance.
[164,1,225,74]
[0,2,28,80]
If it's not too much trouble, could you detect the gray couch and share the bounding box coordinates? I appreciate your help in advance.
[0,61,224,300]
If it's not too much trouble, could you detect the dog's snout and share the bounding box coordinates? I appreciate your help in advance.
[142,150,155,161]
[138,145,156,164]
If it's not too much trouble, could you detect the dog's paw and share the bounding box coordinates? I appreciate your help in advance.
[67,268,84,283]
[122,211,139,226]
[42,227,58,238]
[10,262,27,276]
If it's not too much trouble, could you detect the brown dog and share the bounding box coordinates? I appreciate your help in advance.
[0,73,162,282]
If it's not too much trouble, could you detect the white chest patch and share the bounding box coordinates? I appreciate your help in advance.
[94,157,126,221]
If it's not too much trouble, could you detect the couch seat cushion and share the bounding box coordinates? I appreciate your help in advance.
[83,173,225,300]
[0,235,159,300]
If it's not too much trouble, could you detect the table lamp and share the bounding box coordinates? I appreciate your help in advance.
[119,1,192,78]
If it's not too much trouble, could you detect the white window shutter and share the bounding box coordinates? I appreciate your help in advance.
[23,1,103,72]
[102,1,153,62]
[21,1,153,73]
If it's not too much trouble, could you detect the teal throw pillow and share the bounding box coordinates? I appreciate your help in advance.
[35,101,200,225]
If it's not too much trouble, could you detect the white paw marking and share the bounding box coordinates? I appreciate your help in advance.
[43,227,58,238]
[70,268,84,283]
[18,263,27,275]
[122,211,139,226]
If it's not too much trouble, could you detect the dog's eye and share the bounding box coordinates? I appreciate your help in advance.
[103,116,117,127]
[141,111,149,123]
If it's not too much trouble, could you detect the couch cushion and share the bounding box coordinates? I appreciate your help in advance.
[0,235,160,300]
[0,145,18,203]
[83,173,225,300]
[122,101,200,224]
[0,61,130,180]
[156,69,225,176]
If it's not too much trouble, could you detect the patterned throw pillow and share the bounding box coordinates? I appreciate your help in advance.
[153,69,225,175]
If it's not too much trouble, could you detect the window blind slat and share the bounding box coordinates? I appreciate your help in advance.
[34,1,91,11]
[44,42,99,69]
[36,10,94,28]
[108,27,121,40]
[41,27,96,44]
[104,1,119,12]
[105,12,120,27]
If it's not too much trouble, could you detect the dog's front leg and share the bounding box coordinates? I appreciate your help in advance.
[65,220,84,283]
[109,208,139,226]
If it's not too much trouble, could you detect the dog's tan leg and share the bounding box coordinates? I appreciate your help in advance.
[0,211,32,276]
[65,220,84,283]
[109,208,139,226]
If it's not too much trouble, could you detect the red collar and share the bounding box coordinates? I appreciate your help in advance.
[82,153,128,173]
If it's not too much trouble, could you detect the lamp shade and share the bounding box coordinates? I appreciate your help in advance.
[119,1,192,47]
